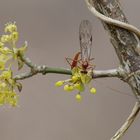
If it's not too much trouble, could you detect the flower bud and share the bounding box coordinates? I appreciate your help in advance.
[90,87,96,94]
[55,81,64,87]
[75,94,82,102]
[72,75,79,82]
[64,84,74,91]
[1,35,11,43]
[74,83,84,92]
[11,32,19,42]
[5,23,17,33]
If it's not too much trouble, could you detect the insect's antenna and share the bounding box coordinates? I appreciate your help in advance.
[96,80,134,98]
[79,20,92,61]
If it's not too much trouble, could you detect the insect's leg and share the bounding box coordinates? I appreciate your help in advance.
[76,59,82,65]
[65,57,73,66]
[87,64,96,70]
[89,58,94,61]
[88,58,96,69]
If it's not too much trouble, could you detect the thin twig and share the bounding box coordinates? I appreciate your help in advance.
[93,69,120,78]
[85,0,140,39]
[14,55,120,80]
[110,102,140,140]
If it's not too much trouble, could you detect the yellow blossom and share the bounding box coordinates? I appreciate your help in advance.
[55,81,64,87]
[0,61,5,70]
[74,82,84,92]
[71,75,79,82]
[90,87,96,94]
[75,94,82,102]
[1,35,11,43]
[64,84,74,92]
[10,31,18,42]
[0,69,12,80]
[5,22,17,33]
[0,42,4,48]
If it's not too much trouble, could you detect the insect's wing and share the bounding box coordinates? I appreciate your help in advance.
[79,20,92,62]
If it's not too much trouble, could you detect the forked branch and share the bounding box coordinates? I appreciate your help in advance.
[85,0,140,139]
[14,54,120,80]
[110,102,140,140]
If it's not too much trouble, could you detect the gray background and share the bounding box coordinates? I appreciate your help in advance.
[0,0,139,140]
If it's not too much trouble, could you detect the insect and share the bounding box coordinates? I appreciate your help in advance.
[66,20,94,73]
[66,20,134,98]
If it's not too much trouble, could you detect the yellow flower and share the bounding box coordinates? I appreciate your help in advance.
[8,91,18,107]
[64,84,74,91]
[1,35,11,43]
[90,87,96,94]
[0,61,5,70]
[0,47,12,54]
[0,42,4,48]
[55,81,64,87]
[74,82,84,92]
[0,82,6,88]
[75,94,82,102]
[10,32,19,42]
[71,75,79,82]
[80,73,92,84]
[1,69,12,80]
[0,93,5,105]
[5,22,17,33]
[55,65,96,102]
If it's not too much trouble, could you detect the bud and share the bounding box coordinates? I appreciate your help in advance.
[55,81,64,87]
[1,35,11,43]
[75,94,82,102]
[72,75,79,82]
[74,83,84,92]
[64,84,74,91]
[5,23,17,33]
[90,87,96,94]
[11,32,19,42]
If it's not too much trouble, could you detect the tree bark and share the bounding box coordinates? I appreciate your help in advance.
[88,0,140,101]
[85,0,140,139]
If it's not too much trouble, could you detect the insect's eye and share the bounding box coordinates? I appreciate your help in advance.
[90,36,92,42]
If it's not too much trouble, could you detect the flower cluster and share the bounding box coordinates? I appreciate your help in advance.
[55,67,96,102]
[0,22,26,106]
[0,69,18,106]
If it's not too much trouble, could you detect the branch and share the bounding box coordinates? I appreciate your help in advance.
[93,69,120,78]
[85,0,140,102]
[85,0,140,43]
[85,0,140,139]
[19,53,37,69]
[14,67,72,80]
[110,102,140,140]
[14,55,120,80]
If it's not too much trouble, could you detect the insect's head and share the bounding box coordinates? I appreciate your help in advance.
[82,60,89,70]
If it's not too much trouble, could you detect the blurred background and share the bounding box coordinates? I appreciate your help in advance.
[0,0,139,140]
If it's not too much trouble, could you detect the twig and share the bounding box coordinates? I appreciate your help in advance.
[85,0,140,139]
[19,54,37,69]
[110,102,140,140]
[85,0,140,39]
[14,55,120,80]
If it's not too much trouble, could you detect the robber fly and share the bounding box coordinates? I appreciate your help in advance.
[66,20,94,73]
[66,20,134,98]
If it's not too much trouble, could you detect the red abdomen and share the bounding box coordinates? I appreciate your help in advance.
[71,52,81,69]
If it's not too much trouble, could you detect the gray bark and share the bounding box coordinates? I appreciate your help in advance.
[90,0,140,101]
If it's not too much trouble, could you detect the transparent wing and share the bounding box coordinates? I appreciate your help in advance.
[79,20,92,62]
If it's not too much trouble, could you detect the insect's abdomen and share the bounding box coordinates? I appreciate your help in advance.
[71,52,81,69]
